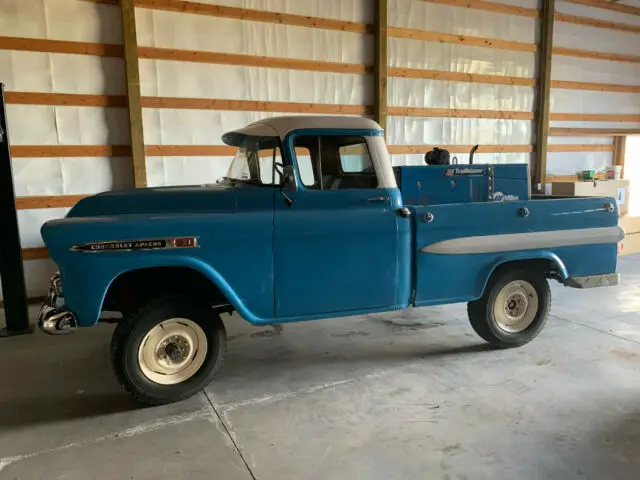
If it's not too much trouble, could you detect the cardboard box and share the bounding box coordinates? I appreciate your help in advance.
[619,214,640,235]
[620,214,640,255]
[620,232,640,256]
[551,179,630,216]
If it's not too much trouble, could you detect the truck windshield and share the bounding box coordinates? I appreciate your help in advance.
[223,135,282,186]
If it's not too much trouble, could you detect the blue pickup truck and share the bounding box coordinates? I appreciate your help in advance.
[38,116,623,405]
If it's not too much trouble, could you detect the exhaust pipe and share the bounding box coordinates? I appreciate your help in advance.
[469,145,479,165]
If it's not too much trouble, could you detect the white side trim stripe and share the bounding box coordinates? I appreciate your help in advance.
[421,226,625,255]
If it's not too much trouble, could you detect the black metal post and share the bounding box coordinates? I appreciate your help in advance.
[0,83,33,336]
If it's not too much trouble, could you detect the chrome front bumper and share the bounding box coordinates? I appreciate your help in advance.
[38,273,78,335]
[566,273,620,289]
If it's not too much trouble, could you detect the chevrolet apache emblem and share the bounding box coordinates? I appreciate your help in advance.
[71,237,198,252]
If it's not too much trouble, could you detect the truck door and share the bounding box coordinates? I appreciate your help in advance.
[273,132,402,320]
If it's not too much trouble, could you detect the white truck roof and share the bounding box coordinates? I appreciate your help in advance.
[222,115,383,143]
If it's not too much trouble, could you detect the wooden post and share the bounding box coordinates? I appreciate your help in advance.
[533,0,555,191]
[120,0,147,188]
[613,136,627,178]
[374,0,388,135]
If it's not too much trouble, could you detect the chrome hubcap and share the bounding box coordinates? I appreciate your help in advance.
[504,292,528,321]
[138,318,208,385]
[493,280,539,333]
[160,335,192,363]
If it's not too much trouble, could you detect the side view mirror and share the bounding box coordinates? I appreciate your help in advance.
[281,165,297,206]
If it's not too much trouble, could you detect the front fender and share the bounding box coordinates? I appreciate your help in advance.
[62,253,270,327]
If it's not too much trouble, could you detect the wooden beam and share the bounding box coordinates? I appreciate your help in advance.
[387,67,535,86]
[550,128,640,136]
[22,247,50,260]
[547,144,614,152]
[141,97,372,114]
[145,145,237,156]
[5,92,127,107]
[145,143,614,157]
[552,47,640,64]
[134,0,371,34]
[533,0,555,191]
[82,0,119,4]
[10,145,131,157]
[550,80,640,94]
[388,27,640,63]
[16,195,88,210]
[388,145,534,154]
[550,113,640,122]
[420,0,539,18]
[555,12,640,34]
[389,106,534,120]
[387,27,536,53]
[138,46,372,75]
[121,0,147,188]
[562,0,640,16]
[374,0,388,133]
[0,36,122,57]
[421,0,639,32]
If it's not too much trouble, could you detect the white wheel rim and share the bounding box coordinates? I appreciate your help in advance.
[138,318,208,385]
[493,280,539,333]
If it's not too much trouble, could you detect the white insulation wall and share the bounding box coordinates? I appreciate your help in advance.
[1,0,130,299]
[388,0,537,167]
[137,0,373,187]
[550,1,640,175]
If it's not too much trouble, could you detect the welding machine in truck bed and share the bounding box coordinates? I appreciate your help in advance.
[393,164,530,206]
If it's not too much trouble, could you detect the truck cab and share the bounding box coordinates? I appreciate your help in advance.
[37,115,623,405]
[230,117,412,319]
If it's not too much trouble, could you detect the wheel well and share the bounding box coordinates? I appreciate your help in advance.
[102,267,232,314]
[490,258,564,283]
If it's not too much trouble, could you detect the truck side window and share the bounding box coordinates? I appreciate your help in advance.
[227,136,283,186]
[292,135,377,190]
[258,146,284,185]
[295,147,315,187]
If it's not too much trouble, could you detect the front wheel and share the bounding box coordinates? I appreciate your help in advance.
[467,268,551,348]
[110,296,226,405]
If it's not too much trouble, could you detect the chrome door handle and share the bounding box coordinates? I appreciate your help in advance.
[366,196,389,203]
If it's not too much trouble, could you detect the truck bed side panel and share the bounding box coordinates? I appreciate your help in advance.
[412,197,620,306]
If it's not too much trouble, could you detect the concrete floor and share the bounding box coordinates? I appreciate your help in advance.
[1,258,639,480]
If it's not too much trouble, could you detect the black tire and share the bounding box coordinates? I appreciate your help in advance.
[467,267,551,348]
[110,295,226,406]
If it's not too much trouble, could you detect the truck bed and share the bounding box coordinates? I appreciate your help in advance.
[409,196,622,307]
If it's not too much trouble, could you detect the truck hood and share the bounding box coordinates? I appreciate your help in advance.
[67,183,270,217]
[42,182,275,258]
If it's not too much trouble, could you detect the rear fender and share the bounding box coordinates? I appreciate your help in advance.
[480,251,568,296]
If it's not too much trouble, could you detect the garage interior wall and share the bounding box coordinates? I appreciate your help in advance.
[1,0,639,300]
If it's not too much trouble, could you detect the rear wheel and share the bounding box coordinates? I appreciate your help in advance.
[110,296,226,405]
[467,268,551,348]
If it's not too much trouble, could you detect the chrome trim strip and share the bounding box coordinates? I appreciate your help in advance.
[70,237,199,253]
[566,273,620,289]
[421,226,625,254]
